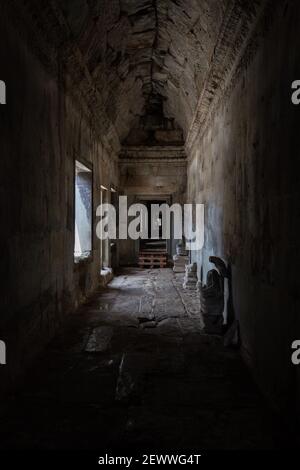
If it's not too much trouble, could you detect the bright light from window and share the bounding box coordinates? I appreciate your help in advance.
[74,161,92,261]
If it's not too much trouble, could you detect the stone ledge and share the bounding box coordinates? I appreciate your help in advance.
[119,145,187,163]
[100,268,114,287]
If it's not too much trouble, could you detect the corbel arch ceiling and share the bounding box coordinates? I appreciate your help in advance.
[59,0,229,142]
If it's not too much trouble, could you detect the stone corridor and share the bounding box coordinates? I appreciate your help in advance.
[0,270,289,450]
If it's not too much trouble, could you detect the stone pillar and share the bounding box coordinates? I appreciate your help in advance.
[173,241,189,273]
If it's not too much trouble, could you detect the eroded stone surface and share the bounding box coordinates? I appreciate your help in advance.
[85,326,114,353]
[8,0,232,142]
[0,269,290,450]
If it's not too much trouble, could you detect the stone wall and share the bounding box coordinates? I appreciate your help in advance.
[187,1,300,415]
[0,10,118,395]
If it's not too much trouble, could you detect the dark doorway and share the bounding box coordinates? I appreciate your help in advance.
[139,199,167,252]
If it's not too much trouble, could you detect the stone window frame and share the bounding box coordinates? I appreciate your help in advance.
[74,157,94,265]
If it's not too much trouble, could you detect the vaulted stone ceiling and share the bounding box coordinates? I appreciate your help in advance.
[11,0,263,150]
[59,0,229,141]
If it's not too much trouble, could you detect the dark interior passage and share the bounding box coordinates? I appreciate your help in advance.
[139,199,167,252]
[1,0,300,452]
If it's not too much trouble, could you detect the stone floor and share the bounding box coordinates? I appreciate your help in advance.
[0,269,291,450]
